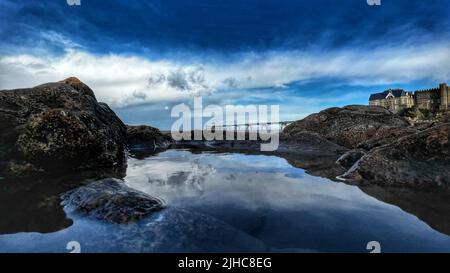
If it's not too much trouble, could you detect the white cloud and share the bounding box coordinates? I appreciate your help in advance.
[1,40,449,108]
[0,52,214,107]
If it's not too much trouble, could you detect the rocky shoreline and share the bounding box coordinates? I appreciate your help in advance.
[282,105,450,189]
[1,78,449,230]
[178,105,450,189]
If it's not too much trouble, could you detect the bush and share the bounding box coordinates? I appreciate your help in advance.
[399,108,417,119]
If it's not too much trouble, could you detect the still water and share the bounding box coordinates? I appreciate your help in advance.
[1,149,450,252]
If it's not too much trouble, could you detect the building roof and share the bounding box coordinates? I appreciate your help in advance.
[369,89,409,101]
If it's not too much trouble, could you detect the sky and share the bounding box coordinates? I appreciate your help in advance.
[1,0,450,129]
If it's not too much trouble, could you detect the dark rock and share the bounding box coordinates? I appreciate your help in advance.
[179,131,348,156]
[282,105,410,149]
[0,78,127,177]
[284,153,347,181]
[357,126,418,150]
[279,131,348,154]
[342,123,450,188]
[6,162,44,178]
[61,178,165,224]
[336,149,366,169]
[413,121,438,131]
[440,112,450,123]
[126,125,172,150]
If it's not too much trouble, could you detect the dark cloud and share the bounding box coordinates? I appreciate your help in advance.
[223,77,239,89]
[148,74,166,86]
[146,66,213,95]
[167,70,190,91]
[1,0,450,56]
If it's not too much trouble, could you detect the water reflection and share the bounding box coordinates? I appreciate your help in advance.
[124,150,450,252]
[358,185,450,236]
[0,178,72,234]
[0,149,449,252]
[0,166,126,235]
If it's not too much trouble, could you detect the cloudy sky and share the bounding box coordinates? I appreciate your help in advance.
[1,0,450,129]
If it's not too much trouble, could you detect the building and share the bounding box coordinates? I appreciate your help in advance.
[369,89,414,113]
[369,83,449,113]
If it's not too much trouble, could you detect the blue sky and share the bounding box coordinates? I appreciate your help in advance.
[1,0,450,129]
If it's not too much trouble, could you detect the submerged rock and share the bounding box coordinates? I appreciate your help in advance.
[61,178,165,224]
[342,123,450,188]
[282,105,410,149]
[0,78,127,177]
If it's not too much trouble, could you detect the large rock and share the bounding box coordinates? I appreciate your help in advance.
[342,123,450,188]
[59,77,96,99]
[357,126,418,151]
[336,149,367,169]
[61,178,165,224]
[0,77,127,177]
[126,125,172,150]
[282,105,410,149]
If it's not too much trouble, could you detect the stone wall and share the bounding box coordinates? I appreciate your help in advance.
[441,83,450,110]
[414,88,440,110]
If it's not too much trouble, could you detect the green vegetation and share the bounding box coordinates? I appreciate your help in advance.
[399,107,443,121]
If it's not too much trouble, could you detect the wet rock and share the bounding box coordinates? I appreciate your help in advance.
[6,162,43,178]
[61,178,164,224]
[109,208,268,253]
[279,131,348,154]
[336,149,366,169]
[0,78,127,177]
[284,154,346,181]
[282,105,410,149]
[179,131,348,156]
[126,125,172,150]
[342,123,450,188]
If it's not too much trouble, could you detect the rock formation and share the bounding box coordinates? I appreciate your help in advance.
[282,105,410,149]
[336,149,367,169]
[61,178,165,224]
[0,77,127,177]
[283,105,450,188]
[126,125,172,150]
[342,123,450,188]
